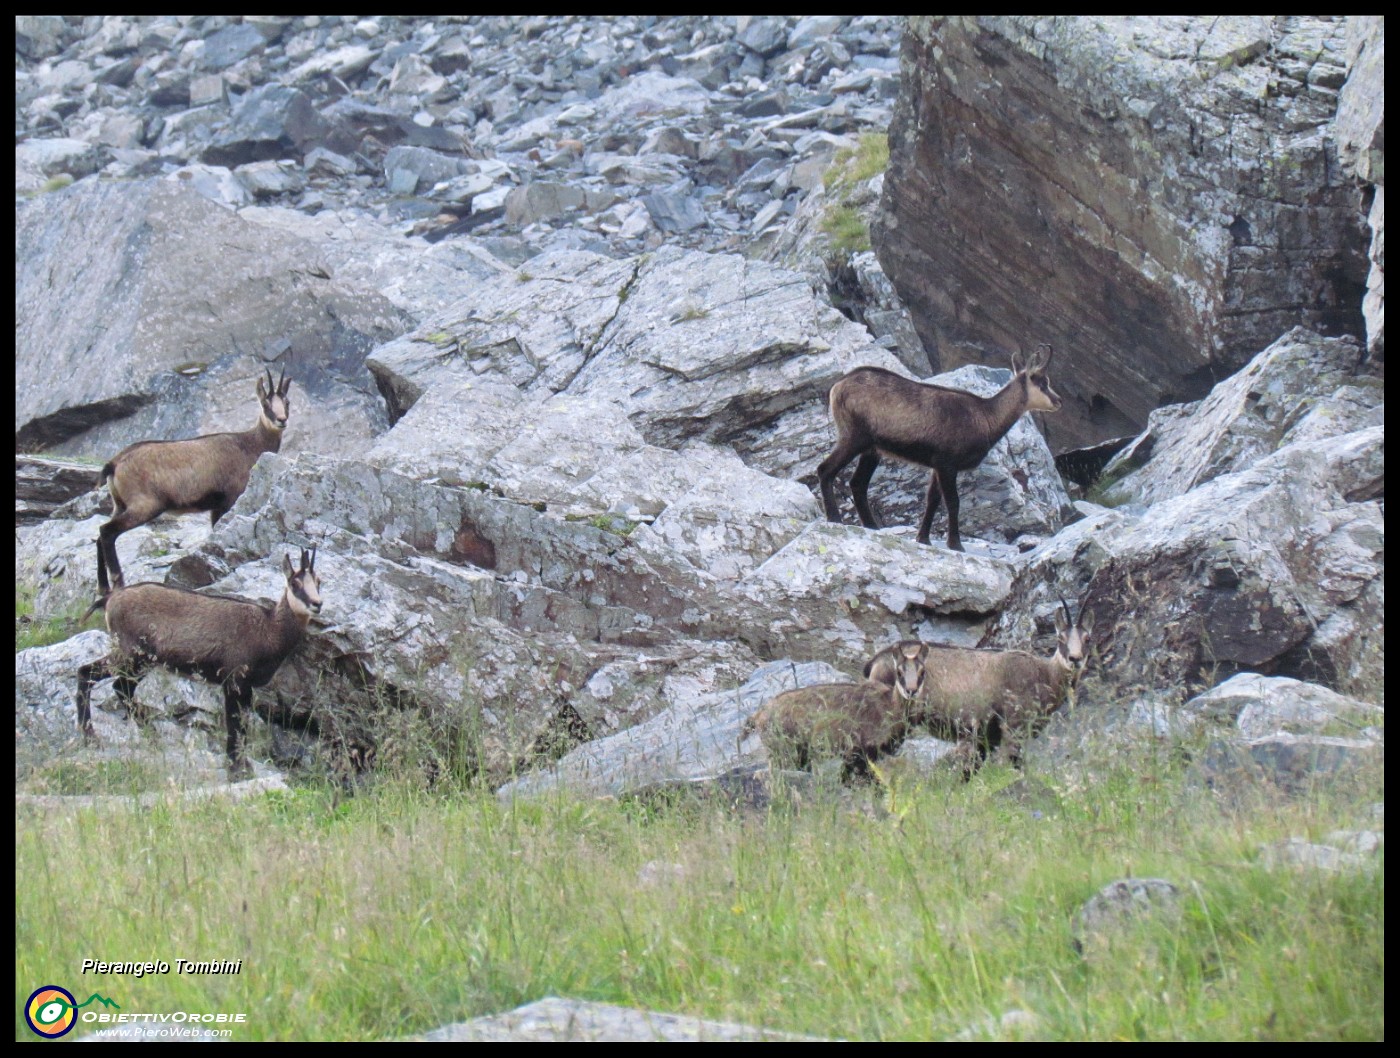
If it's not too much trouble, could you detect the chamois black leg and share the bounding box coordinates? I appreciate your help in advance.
[112,658,152,724]
[224,681,254,780]
[916,469,944,545]
[939,468,963,552]
[76,657,114,736]
[849,452,882,529]
[209,495,232,527]
[817,439,865,523]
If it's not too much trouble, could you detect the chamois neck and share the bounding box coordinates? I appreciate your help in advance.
[252,413,285,454]
[274,591,313,637]
[981,375,1032,446]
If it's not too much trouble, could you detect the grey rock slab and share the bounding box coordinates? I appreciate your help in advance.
[1101,329,1379,506]
[240,204,510,321]
[17,513,212,624]
[16,179,404,458]
[640,460,820,580]
[16,775,290,813]
[1258,834,1383,873]
[498,659,853,800]
[420,997,825,1042]
[15,138,103,193]
[15,456,102,524]
[366,251,641,411]
[1200,732,1383,797]
[202,84,332,167]
[879,16,1368,451]
[1183,672,1383,740]
[744,521,1015,618]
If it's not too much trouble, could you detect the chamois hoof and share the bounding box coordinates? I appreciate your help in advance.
[227,760,255,783]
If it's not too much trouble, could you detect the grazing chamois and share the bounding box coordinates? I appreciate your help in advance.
[865,599,1094,778]
[77,547,322,779]
[740,665,929,779]
[817,345,1062,551]
[94,366,293,597]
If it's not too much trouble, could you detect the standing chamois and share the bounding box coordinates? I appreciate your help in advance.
[94,366,293,598]
[740,661,929,779]
[77,547,322,779]
[865,598,1094,777]
[817,345,1062,550]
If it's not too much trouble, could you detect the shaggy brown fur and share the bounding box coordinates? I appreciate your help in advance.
[870,605,1094,778]
[741,680,923,779]
[77,547,321,779]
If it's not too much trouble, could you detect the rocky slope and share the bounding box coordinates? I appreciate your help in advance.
[14,16,1383,802]
[876,16,1383,449]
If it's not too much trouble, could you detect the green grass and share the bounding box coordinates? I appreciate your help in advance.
[818,132,890,256]
[15,747,1383,1041]
[820,204,871,255]
[15,586,101,652]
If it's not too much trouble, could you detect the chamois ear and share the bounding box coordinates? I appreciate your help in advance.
[283,552,296,579]
[1078,609,1094,633]
[1054,606,1070,634]
[257,373,269,400]
[1011,350,1026,374]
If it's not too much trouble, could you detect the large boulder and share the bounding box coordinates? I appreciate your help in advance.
[1101,328,1382,505]
[15,179,406,458]
[989,425,1384,702]
[877,16,1371,448]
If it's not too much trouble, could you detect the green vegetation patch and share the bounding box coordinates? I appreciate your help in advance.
[819,132,890,256]
[15,585,102,652]
[15,743,1383,1041]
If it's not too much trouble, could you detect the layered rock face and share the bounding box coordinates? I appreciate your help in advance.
[876,16,1373,448]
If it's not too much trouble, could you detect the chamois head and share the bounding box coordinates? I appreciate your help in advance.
[1011,343,1063,414]
[256,365,292,433]
[283,546,322,618]
[889,641,931,702]
[1053,595,1094,672]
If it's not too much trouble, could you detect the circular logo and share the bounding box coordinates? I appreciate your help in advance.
[26,985,78,1038]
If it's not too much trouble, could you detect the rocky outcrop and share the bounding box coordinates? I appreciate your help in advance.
[877,16,1373,449]
[15,179,405,457]
[1100,328,1381,506]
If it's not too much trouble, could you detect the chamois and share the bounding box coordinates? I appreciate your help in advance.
[95,366,293,597]
[817,345,1062,551]
[866,599,1094,778]
[740,671,928,779]
[76,547,322,779]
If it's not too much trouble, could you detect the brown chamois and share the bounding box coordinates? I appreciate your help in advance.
[94,366,293,598]
[866,599,1093,778]
[817,345,1062,551]
[77,547,322,779]
[740,670,928,780]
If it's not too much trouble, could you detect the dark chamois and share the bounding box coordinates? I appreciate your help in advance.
[817,345,1062,550]
[77,547,322,779]
[94,366,293,598]
[740,660,930,779]
[865,598,1094,778]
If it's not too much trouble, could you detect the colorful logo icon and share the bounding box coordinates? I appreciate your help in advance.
[25,985,78,1038]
